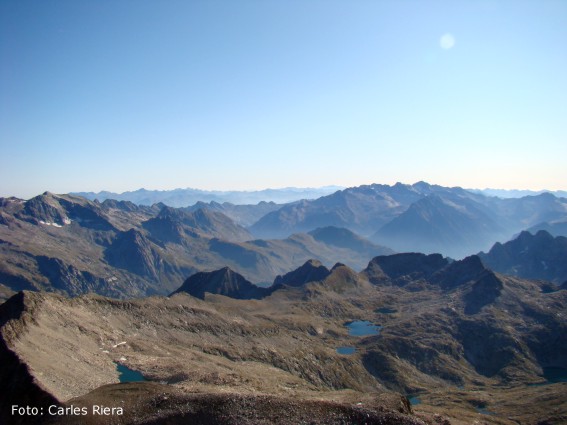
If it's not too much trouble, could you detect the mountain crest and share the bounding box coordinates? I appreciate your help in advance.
[363,253,448,285]
[432,255,489,290]
[479,230,567,284]
[171,267,268,300]
[273,259,331,287]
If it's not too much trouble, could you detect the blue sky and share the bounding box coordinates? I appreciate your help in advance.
[1,0,566,198]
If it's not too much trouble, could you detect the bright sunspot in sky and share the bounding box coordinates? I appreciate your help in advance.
[440,33,456,49]
[1,0,566,198]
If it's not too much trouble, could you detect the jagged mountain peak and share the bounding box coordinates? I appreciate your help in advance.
[273,259,331,287]
[432,255,490,290]
[479,229,567,284]
[171,267,268,300]
[331,262,347,271]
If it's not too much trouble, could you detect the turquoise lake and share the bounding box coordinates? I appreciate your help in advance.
[408,396,421,406]
[346,320,381,337]
[336,347,356,355]
[116,363,146,383]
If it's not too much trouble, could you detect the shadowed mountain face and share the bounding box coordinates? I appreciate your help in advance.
[172,260,349,300]
[273,259,331,287]
[364,253,449,285]
[479,230,567,284]
[171,267,271,300]
[105,229,165,281]
[0,193,393,298]
[1,257,566,424]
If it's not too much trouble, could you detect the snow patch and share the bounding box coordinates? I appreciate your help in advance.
[113,341,127,348]
[39,220,62,228]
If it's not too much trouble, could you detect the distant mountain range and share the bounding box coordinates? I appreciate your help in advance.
[527,218,567,238]
[249,182,567,259]
[72,182,567,260]
[3,181,567,300]
[471,188,567,198]
[0,193,391,300]
[72,186,343,207]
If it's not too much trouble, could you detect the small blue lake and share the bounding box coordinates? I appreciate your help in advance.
[336,347,356,355]
[116,363,146,383]
[408,396,421,406]
[346,321,381,337]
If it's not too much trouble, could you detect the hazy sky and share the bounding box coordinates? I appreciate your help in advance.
[1,0,566,199]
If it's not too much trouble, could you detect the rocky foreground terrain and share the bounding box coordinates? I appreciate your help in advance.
[1,255,566,424]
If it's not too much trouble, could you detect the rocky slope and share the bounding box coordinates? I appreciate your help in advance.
[0,286,423,425]
[1,257,566,424]
[479,230,567,284]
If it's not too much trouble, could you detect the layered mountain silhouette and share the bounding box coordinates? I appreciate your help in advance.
[373,193,508,259]
[308,226,394,257]
[249,182,442,238]
[73,186,342,207]
[0,193,391,298]
[527,218,567,238]
[185,200,282,227]
[479,230,567,284]
[3,182,567,299]
[249,183,567,259]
